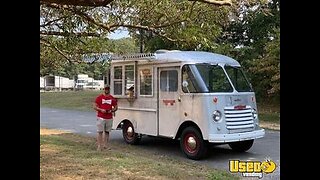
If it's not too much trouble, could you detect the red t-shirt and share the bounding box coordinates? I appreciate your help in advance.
[95,94,117,119]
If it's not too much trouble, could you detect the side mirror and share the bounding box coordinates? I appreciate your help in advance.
[182,80,189,88]
[182,80,190,93]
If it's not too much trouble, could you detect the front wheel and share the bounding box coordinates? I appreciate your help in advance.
[122,122,141,145]
[180,127,208,160]
[228,139,254,152]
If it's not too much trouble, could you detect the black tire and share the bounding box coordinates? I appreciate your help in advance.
[122,121,141,145]
[228,139,254,152]
[180,127,208,160]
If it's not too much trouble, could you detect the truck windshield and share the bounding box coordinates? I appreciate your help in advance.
[182,64,252,93]
[224,65,253,92]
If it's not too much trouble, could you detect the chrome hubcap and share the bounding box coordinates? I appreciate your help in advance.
[187,137,197,150]
[127,126,133,137]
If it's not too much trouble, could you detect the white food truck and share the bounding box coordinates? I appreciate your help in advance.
[109,50,265,160]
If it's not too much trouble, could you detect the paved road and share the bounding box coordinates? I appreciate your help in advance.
[40,107,280,179]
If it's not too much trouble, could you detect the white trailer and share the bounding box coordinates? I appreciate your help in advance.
[44,75,74,91]
[83,80,104,90]
[75,74,94,90]
[109,50,265,160]
[84,80,104,90]
[40,77,45,90]
[95,80,104,89]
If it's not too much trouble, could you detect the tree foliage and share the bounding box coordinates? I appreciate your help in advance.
[130,1,231,52]
[40,37,138,78]
[250,28,279,98]
[40,0,232,7]
[216,0,280,100]
[40,0,236,76]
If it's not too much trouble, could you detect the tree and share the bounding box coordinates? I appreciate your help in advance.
[217,0,280,100]
[40,0,234,63]
[40,37,138,78]
[40,0,267,81]
[129,1,232,52]
[40,0,232,7]
[250,27,279,99]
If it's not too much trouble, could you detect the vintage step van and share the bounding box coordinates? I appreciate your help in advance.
[109,50,265,160]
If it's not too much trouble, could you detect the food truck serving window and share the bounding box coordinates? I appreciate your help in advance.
[113,64,135,96]
[139,68,153,96]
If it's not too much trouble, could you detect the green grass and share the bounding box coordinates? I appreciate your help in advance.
[257,101,280,123]
[40,91,100,111]
[259,112,280,123]
[41,128,239,180]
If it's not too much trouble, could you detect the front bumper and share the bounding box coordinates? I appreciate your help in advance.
[208,129,265,143]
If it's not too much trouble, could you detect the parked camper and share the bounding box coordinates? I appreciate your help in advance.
[109,50,265,160]
[83,80,104,90]
[75,74,94,90]
[40,77,45,90]
[44,75,74,91]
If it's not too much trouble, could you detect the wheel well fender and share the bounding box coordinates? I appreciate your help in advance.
[175,121,202,140]
[116,119,135,129]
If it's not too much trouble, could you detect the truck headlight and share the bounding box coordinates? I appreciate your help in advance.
[212,110,222,122]
[252,108,258,119]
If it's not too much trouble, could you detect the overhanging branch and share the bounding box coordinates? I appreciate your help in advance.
[41,0,227,42]
[40,0,114,7]
[117,24,181,42]
[40,0,232,7]
[40,38,82,63]
[40,30,100,37]
[40,17,67,28]
[68,7,182,42]
[188,0,232,6]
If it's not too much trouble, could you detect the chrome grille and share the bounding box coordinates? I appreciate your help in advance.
[224,105,254,133]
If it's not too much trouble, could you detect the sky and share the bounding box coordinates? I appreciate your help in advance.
[108,29,130,39]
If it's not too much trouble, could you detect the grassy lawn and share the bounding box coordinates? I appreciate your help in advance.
[40,91,100,111]
[257,101,280,123]
[40,128,239,180]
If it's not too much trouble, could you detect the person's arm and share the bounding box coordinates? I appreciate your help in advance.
[93,102,107,113]
[112,104,118,112]
[111,98,118,113]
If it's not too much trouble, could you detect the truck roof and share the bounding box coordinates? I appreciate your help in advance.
[154,51,240,66]
[111,50,240,66]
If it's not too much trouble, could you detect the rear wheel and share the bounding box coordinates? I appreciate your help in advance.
[180,127,208,160]
[122,121,141,145]
[228,139,254,152]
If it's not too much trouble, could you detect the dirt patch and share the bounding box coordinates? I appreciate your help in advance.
[40,128,72,135]
[260,122,280,131]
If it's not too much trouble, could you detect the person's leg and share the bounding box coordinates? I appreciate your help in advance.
[102,131,109,149]
[103,119,113,149]
[97,132,103,151]
[96,118,104,151]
